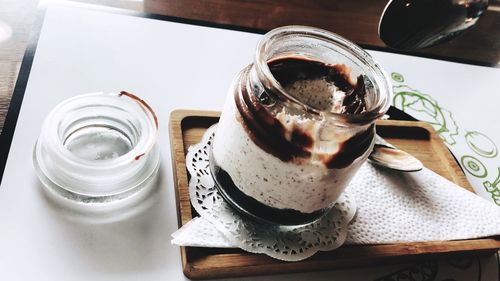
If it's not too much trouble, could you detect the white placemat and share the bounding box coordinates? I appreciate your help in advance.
[0,3,498,280]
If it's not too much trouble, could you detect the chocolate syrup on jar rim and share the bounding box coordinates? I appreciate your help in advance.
[211,26,392,226]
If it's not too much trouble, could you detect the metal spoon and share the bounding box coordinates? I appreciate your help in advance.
[379,0,489,49]
[369,135,423,172]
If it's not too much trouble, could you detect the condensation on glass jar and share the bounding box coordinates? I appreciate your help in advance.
[210,26,392,226]
[33,91,160,221]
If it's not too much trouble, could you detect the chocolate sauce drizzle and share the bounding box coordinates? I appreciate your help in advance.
[267,57,367,115]
[268,57,353,92]
[235,84,311,162]
[321,124,374,169]
[234,57,373,168]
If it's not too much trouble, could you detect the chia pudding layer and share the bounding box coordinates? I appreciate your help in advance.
[211,56,375,225]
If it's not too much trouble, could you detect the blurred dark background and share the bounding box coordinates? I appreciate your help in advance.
[143,0,500,65]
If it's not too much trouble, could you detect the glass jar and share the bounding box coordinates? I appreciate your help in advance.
[33,92,160,218]
[210,26,392,225]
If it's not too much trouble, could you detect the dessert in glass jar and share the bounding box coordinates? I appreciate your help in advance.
[211,26,392,225]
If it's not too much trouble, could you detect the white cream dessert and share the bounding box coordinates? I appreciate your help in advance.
[211,56,375,225]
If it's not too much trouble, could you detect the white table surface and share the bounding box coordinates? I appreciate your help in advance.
[0,3,498,280]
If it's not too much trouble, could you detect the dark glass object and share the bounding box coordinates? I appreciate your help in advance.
[379,0,488,49]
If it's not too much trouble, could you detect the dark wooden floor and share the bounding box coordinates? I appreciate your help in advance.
[144,0,500,65]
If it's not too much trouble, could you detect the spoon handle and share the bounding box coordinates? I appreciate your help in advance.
[374,134,396,149]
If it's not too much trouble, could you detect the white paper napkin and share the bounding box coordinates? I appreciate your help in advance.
[172,128,500,259]
[345,164,500,244]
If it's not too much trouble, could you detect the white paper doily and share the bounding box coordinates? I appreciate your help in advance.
[184,124,357,261]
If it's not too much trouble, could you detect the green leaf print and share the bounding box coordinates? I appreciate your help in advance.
[392,86,459,146]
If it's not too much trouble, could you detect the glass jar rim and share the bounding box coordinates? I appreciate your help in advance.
[254,25,392,124]
[42,92,158,169]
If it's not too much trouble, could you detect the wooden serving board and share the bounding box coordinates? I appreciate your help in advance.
[169,109,500,280]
